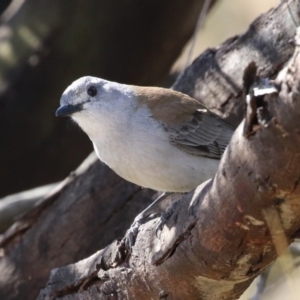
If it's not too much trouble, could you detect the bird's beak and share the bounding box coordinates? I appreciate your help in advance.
[55,103,83,117]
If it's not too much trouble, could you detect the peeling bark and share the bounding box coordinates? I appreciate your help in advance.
[0,1,299,300]
[39,26,300,299]
[173,0,299,126]
[0,153,155,299]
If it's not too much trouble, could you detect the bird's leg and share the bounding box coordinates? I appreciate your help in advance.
[155,200,180,238]
[135,191,171,222]
[123,192,171,251]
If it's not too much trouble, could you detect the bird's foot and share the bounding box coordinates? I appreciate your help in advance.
[114,192,172,264]
[114,215,144,264]
[123,216,143,250]
[155,215,166,238]
[155,204,176,238]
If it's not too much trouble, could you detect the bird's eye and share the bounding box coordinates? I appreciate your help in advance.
[87,86,97,97]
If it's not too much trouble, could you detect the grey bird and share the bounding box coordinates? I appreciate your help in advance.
[56,76,234,249]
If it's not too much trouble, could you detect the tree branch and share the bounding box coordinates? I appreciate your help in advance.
[0,182,58,233]
[173,0,298,126]
[39,26,300,299]
[0,1,299,299]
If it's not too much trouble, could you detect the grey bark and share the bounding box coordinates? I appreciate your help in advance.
[0,182,58,233]
[0,0,299,300]
[0,153,156,300]
[173,0,298,127]
[40,24,300,299]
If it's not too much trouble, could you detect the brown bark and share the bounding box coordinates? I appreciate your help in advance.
[173,0,298,127]
[0,182,58,233]
[0,0,299,299]
[0,153,156,299]
[39,27,300,299]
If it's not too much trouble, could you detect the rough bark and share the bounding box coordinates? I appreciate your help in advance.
[0,0,209,198]
[38,27,300,299]
[0,153,156,300]
[0,182,58,233]
[173,0,299,127]
[0,0,299,299]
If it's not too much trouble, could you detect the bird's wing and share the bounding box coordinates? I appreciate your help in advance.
[166,109,234,159]
[133,86,234,158]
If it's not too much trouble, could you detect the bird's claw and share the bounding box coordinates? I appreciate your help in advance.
[155,215,167,238]
[123,219,141,251]
[114,219,142,264]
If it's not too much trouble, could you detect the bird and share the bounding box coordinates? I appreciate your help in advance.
[56,76,234,249]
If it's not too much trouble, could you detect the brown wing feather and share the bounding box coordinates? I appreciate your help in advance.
[133,86,234,158]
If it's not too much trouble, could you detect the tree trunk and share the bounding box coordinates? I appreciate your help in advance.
[0,0,299,299]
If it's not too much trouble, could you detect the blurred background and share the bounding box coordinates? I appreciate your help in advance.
[0,0,277,200]
[3,1,300,300]
[173,0,279,71]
